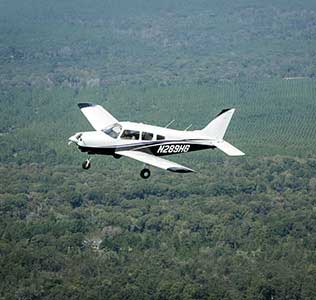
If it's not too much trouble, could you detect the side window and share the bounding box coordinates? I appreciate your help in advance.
[142,132,153,140]
[157,135,165,140]
[121,130,140,140]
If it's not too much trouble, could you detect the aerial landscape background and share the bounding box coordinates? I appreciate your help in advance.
[1,0,316,299]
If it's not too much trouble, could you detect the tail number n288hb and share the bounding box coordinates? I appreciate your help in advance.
[157,144,190,154]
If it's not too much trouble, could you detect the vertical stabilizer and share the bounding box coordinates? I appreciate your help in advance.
[201,108,235,139]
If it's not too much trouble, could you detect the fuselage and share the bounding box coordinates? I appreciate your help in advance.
[69,121,216,157]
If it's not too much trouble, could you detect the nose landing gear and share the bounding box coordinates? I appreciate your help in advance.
[82,159,91,170]
[140,168,151,179]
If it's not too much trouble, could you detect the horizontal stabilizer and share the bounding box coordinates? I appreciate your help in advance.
[213,140,245,156]
[116,150,195,173]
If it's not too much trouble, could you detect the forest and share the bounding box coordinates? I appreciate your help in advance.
[1,0,316,299]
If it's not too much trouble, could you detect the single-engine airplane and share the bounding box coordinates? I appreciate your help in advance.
[69,103,245,179]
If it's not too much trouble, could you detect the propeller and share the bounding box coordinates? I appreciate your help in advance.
[68,133,83,145]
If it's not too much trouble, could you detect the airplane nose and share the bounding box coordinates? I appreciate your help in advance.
[68,135,77,144]
[68,133,82,145]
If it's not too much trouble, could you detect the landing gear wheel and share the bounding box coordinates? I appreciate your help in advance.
[82,160,91,170]
[140,168,151,179]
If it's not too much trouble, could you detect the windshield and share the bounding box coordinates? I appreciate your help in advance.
[102,123,122,139]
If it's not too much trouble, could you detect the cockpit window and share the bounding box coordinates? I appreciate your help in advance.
[102,123,122,139]
[121,130,140,140]
[142,132,153,140]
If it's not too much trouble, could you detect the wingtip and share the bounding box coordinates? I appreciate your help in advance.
[167,167,195,173]
[216,108,235,117]
[78,102,97,109]
[232,152,245,157]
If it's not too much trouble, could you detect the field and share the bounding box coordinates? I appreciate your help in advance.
[1,78,316,167]
[1,0,316,89]
[1,0,316,299]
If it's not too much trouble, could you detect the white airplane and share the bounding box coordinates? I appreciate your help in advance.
[69,103,245,179]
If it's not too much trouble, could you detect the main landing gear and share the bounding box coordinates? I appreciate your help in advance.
[140,168,151,179]
[81,157,150,178]
[82,159,91,170]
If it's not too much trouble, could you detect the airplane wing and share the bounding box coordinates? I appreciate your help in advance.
[116,150,195,173]
[78,103,118,131]
[213,140,245,156]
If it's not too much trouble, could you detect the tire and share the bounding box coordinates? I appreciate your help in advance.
[140,168,150,179]
[82,160,91,170]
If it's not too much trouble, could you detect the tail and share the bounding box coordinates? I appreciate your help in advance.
[202,108,235,139]
[201,108,245,156]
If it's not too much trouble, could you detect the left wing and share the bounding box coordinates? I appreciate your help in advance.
[117,150,195,173]
[78,103,118,131]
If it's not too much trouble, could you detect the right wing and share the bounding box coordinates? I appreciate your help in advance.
[78,103,118,131]
[116,150,195,173]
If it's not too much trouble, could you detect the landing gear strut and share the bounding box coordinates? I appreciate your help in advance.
[140,168,151,179]
[82,159,91,170]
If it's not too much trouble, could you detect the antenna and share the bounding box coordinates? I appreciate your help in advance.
[184,124,192,131]
[165,119,175,128]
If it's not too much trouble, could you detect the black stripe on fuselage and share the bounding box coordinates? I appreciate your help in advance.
[78,139,171,154]
[79,146,115,155]
[78,139,215,156]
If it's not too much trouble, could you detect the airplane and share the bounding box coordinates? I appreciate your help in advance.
[68,103,245,179]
